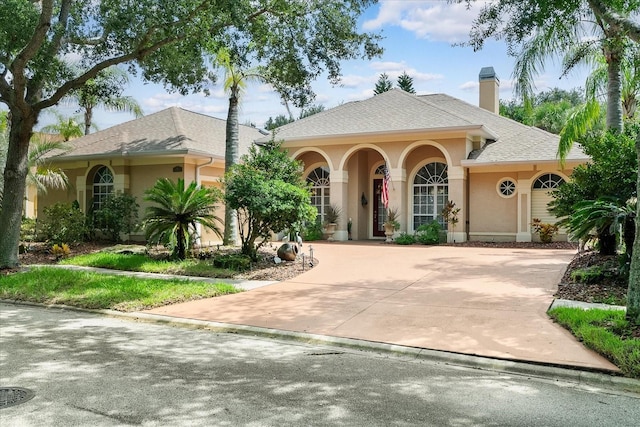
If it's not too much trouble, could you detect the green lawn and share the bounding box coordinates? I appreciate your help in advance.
[0,267,239,312]
[60,252,237,277]
[548,307,640,378]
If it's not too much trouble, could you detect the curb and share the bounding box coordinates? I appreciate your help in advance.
[3,299,639,396]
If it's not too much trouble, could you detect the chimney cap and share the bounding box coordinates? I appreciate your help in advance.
[479,66,499,82]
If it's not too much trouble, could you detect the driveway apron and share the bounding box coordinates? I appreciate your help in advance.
[145,243,618,371]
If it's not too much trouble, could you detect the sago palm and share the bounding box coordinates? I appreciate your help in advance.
[143,178,221,260]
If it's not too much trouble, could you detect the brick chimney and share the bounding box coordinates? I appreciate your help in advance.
[479,67,499,114]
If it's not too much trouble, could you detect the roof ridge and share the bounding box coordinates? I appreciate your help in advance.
[413,93,476,126]
[170,107,185,135]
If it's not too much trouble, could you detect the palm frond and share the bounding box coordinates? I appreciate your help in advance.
[558,99,602,164]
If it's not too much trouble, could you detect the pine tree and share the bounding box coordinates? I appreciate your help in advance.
[397,71,416,94]
[374,73,393,95]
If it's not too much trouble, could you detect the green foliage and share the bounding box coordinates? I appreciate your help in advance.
[302,219,324,241]
[570,264,616,284]
[212,253,252,272]
[566,197,636,255]
[265,115,295,130]
[224,141,317,260]
[0,267,239,312]
[396,71,416,94]
[374,73,393,95]
[0,0,382,268]
[300,104,326,119]
[94,193,140,242]
[41,202,87,244]
[550,127,638,254]
[144,178,222,260]
[500,87,586,134]
[20,217,38,242]
[324,204,342,225]
[415,221,442,245]
[395,232,416,245]
[384,207,400,231]
[548,307,640,378]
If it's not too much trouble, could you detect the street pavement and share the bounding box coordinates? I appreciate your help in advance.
[1,303,639,426]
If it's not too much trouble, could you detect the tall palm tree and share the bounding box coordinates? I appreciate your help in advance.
[40,111,84,141]
[26,136,70,196]
[217,49,261,246]
[66,66,143,135]
[143,178,221,260]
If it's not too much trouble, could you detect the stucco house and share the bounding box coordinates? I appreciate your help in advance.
[35,66,587,244]
[35,107,264,243]
[259,67,587,242]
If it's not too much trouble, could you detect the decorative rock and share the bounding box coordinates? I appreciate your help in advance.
[273,256,282,264]
[277,243,298,261]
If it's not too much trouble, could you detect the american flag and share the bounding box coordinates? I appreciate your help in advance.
[381,165,390,209]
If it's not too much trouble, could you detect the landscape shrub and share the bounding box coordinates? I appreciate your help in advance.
[415,221,441,245]
[395,232,416,245]
[41,202,87,244]
[213,253,252,271]
[302,219,324,241]
[94,193,140,242]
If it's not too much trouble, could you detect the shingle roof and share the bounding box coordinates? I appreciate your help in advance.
[258,89,587,164]
[49,107,264,160]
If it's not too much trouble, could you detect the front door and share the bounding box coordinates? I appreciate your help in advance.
[373,179,386,237]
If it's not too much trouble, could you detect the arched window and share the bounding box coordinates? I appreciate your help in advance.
[307,166,330,223]
[413,162,448,229]
[533,173,564,189]
[92,166,114,212]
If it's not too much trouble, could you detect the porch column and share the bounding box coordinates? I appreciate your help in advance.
[388,167,406,233]
[330,170,349,241]
[516,178,532,242]
[447,166,467,243]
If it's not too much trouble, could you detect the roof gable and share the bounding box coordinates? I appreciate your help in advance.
[260,89,587,164]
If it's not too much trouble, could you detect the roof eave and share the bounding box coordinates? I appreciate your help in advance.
[257,124,498,145]
[48,149,221,162]
[461,157,589,168]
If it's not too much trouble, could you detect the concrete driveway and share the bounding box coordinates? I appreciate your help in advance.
[146,242,618,372]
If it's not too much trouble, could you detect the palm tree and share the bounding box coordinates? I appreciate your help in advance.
[217,49,261,246]
[26,136,70,196]
[143,178,222,260]
[510,1,637,136]
[1,116,69,209]
[65,66,143,135]
[40,111,84,141]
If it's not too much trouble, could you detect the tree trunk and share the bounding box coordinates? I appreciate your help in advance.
[627,133,640,325]
[84,107,93,135]
[604,41,624,132]
[223,91,240,246]
[598,229,617,255]
[0,111,37,268]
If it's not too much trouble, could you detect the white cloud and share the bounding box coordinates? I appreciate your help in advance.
[364,1,485,43]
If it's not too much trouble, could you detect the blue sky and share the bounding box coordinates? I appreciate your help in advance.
[41,1,590,132]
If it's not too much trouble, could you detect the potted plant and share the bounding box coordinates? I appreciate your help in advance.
[383,207,400,243]
[324,204,341,241]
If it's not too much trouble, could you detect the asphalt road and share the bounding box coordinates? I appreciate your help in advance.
[1,303,638,426]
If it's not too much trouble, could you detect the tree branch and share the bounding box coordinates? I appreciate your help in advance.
[588,0,640,43]
[10,0,54,107]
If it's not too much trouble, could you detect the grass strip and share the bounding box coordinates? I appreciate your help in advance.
[548,307,639,378]
[60,253,237,278]
[0,267,239,312]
